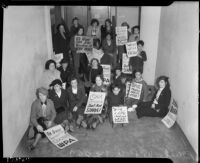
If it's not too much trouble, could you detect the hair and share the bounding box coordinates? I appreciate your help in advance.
[36,87,48,99]
[121,22,130,29]
[91,18,99,26]
[70,76,78,83]
[137,40,144,46]
[156,76,170,89]
[134,69,143,74]
[95,74,104,82]
[76,26,84,35]
[131,25,140,33]
[105,18,112,26]
[90,58,101,67]
[72,17,79,23]
[56,24,65,32]
[105,32,112,38]
[93,38,101,48]
[45,59,56,70]
[111,83,121,90]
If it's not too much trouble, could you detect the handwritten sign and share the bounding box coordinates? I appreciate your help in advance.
[112,106,129,123]
[128,82,142,99]
[101,64,111,85]
[116,26,128,46]
[122,53,132,74]
[161,99,178,128]
[44,125,78,149]
[75,36,93,53]
[125,41,138,57]
[84,92,106,114]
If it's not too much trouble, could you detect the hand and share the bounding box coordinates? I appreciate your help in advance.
[151,103,155,109]
[46,121,52,128]
[37,125,44,132]
[153,99,158,104]
[73,106,78,112]
[132,104,138,109]
[62,83,66,89]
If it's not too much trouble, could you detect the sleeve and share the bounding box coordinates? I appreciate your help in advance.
[70,36,76,52]
[77,85,86,108]
[142,81,149,102]
[49,100,56,122]
[141,51,147,62]
[30,101,39,127]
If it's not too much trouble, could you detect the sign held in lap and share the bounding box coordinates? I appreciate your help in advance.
[128,82,142,99]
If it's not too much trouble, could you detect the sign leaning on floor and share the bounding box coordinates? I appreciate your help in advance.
[128,82,143,99]
[115,26,128,46]
[122,53,132,74]
[112,106,129,123]
[125,41,138,57]
[75,36,93,53]
[44,125,78,149]
[84,92,106,114]
[101,64,111,85]
[161,99,178,128]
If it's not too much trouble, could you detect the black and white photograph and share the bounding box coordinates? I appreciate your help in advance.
[2,2,199,162]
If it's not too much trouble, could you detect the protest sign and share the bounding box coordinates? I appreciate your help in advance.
[112,106,129,123]
[122,53,132,74]
[84,92,106,114]
[75,36,93,53]
[101,64,111,85]
[125,41,138,57]
[116,26,128,46]
[44,125,78,149]
[128,82,143,99]
[161,99,178,128]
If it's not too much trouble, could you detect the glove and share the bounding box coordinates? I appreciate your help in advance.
[37,125,44,132]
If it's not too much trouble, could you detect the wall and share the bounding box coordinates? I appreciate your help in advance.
[3,6,49,157]
[155,2,199,158]
[140,7,161,85]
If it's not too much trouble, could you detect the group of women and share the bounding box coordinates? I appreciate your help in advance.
[28,17,171,151]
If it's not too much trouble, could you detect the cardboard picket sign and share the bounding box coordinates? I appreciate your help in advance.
[44,125,78,149]
[115,26,128,46]
[75,36,93,53]
[128,82,143,99]
[112,106,129,124]
[84,92,106,114]
[122,53,132,74]
[125,41,138,57]
[101,64,111,85]
[161,99,178,128]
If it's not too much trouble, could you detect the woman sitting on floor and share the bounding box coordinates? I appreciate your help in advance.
[136,76,171,118]
[29,87,56,151]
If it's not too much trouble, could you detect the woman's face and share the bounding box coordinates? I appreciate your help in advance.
[54,84,61,92]
[137,44,143,52]
[105,21,111,28]
[96,76,103,86]
[95,42,100,49]
[73,19,78,26]
[134,28,140,34]
[92,22,98,27]
[159,80,166,89]
[106,34,111,40]
[62,63,68,69]
[59,25,65,33]
[92,60,98,68]
[116,69,121,76]
[49,63,55,71]
[113,87,120,95]
[135,72,142,80]
[39,93,47,103]
[78,28,83,36]
[71,79,78,88]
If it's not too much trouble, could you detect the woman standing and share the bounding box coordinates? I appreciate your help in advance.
[40,59,61,90]
[70,17,83,38]
[136,76,171,118]
[86,18,101,41]
[101,18,115,41]
[29,87,56,150]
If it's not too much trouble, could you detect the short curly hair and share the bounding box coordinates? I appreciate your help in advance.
[36,87,48,99]
[45,59,56,70]
[91,18,99,26]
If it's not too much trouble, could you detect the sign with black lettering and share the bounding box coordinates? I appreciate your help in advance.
[116,26,128,46]
[44,125,78,149]
[112,106,129,124]
[75,36,93,53]
[128,82,143,99]
[161,99,178,128]
[84,92,106,114]
[125,41,138,57]
[101,64,111,85]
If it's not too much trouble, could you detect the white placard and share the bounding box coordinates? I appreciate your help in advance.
[128,82,143,99]
[125,41,138,57]
[116,26,128,46]
[84,92,106,114]
[101,64,111,85]
[112,106,129,124]
[44,125,78,149]
[75,36,93,53]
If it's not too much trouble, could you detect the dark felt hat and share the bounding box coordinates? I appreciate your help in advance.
[50,79,62,87]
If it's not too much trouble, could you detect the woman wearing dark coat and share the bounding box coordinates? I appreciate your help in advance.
[70,17,83,38]
[136,76,171,118]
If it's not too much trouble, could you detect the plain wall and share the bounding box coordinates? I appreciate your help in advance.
[140,7,161,85]
[155,2,199,158]
[2,6,49,157]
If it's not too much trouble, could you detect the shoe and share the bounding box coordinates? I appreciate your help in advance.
[81,121,87,128]
[28,144,35,151]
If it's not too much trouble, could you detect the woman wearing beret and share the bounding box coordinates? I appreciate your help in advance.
[136,76,171,118]
[29,87,56,150]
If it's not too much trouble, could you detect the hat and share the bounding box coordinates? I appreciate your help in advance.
[60,58,69,64]
[50,79,62,87]
[36,87,48,98]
